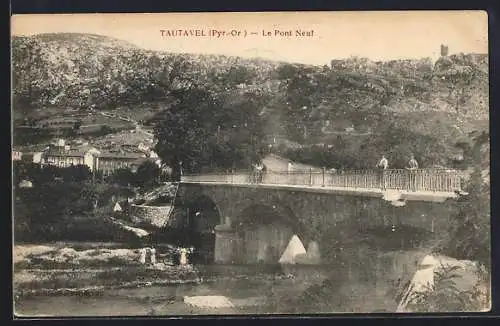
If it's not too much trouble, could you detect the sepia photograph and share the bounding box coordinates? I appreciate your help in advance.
[11,11,490,316]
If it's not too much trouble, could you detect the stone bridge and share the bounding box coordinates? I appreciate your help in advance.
[171,169,462,265]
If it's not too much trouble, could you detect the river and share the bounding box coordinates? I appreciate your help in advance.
[16,276,304,316]
[13,241,428,316]
[15,273,396,316]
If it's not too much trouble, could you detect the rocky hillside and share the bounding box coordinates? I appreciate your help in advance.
[12,33,489,168]
[12,33,281,113]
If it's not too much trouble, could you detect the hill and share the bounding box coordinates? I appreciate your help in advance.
[12,33,281,114]
[11,33,489,170]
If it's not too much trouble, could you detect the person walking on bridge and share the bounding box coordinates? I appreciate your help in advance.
[376,155,389,190]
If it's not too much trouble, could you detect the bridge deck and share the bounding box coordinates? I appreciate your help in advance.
[180,181,458,202]
[180,169,463,202]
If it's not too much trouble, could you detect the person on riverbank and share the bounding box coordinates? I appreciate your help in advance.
[376,155,389,189]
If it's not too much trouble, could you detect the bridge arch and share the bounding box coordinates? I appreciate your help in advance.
[233,202,308,264]
[180,194,222,263]
[185,195,223,230]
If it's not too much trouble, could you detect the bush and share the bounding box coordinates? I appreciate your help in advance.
[98,124,113,136]
[110,168,136,186]
[281,121,451,170]
[134,161,161,189]
[402,264,488,312]
[433,131,490,269]
[13,180,135,242]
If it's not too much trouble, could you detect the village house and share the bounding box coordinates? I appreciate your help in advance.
[137,142,150,152]
[96,151,147,177]
[41,144,101,171]
[12,150,22,161]
[33,137,151,177]
[13,144,49,164]
[21,151,44,164]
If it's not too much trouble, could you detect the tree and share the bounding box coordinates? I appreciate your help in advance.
[73,120,82,131]
[154,86,267,173]
[62,128,77,138]
[134,161,161,188]
[13,161,42,186]
[154,87,217,173]
[61,164,92,182]
[98,125,113,136]
[110,168,136,186]
[31,165,61,185]
[435,131,490,268]
[219,66,257,86]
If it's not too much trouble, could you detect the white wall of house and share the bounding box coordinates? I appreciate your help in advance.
[32,152,43,164]
[43,155,85,168]
[84,153,97,171]
[12,151,22,161]
[262,154,321,172]
[83,149,100,172]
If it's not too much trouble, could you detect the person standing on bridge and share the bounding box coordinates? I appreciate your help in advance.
[407,155,419,170]
[255,161,266,183]
[406,154,419,192]
[251,162,259,183]
[376,155,389,190]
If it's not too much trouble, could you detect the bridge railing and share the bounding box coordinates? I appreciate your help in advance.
[180,169,463,192]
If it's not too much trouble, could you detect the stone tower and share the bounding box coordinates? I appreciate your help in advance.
[440,44,449,57]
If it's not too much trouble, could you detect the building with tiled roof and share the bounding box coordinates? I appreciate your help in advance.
[42,144,100,171]
[96,150,147,176]
[18,138,158,178]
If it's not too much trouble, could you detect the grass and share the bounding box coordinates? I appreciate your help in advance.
[13,243,203,297]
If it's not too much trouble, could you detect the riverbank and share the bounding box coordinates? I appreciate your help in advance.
[13,243,297,297]
[13,243,196,294]
[13,242,304,316]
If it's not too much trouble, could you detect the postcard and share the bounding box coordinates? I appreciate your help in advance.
[11,11,490,316]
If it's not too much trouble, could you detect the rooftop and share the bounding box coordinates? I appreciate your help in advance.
[44,144,100,157]
[98,151,146,159]
[15,145,50,153]
[44,148,89,157]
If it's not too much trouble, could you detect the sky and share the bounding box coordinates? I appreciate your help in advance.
[11,11,488,65]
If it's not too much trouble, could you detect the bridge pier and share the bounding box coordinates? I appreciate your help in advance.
[214,217,240,264]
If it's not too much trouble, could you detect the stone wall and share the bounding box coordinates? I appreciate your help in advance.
[129,204,173,228]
